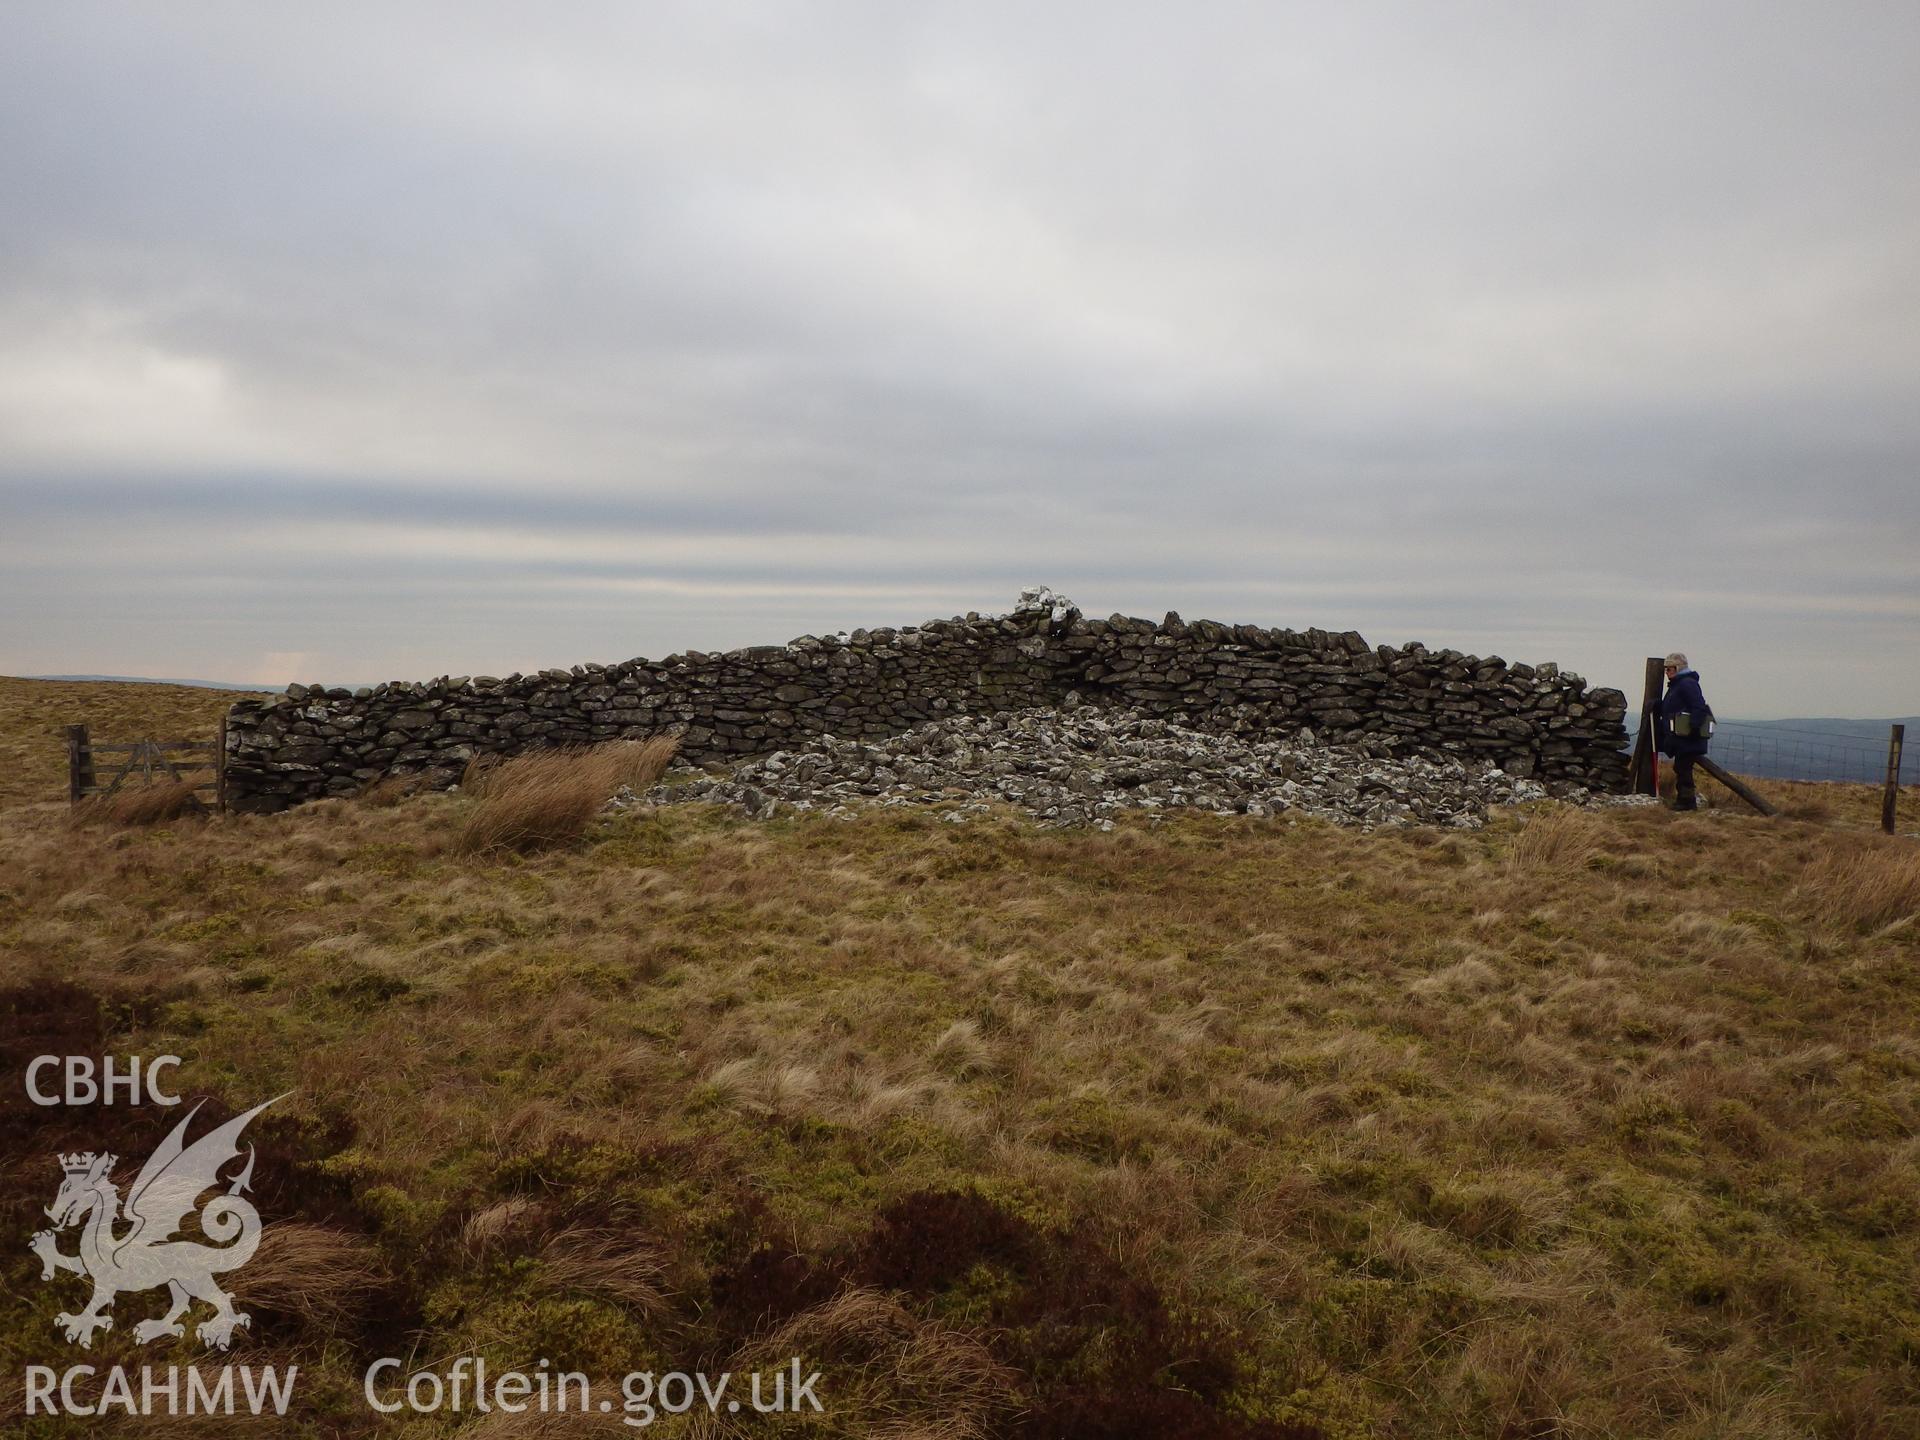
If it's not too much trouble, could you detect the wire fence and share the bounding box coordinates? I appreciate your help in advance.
[1627,720,1897,785]
[1709,722,1895,785]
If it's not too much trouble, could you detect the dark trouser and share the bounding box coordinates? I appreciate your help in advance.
[1672,753,1698,809]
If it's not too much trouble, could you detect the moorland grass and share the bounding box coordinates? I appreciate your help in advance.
[454,735,680,854]
[0,678,1916,1437]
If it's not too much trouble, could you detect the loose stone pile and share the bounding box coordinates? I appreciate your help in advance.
[627,704,1564,829]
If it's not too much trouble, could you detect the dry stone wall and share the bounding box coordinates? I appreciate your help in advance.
[221,589,1630,812]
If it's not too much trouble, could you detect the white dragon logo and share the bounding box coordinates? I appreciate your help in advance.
[29,1095,284,1350]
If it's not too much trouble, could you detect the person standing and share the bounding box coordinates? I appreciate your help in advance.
[1655,652,1713,811]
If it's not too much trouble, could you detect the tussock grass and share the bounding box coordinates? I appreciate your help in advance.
[232,1223,389,1329]
[464,1196,543,1252]
[932,1017,996,1076]
[1507,807,1605,872]
[455,735,678,854]
[536,1225,673,1316]
[1802,840,1920,931]
[460,749,502,792]
[356,772,425,808]
[697,1288,1017,1440]
[72,779,206,826]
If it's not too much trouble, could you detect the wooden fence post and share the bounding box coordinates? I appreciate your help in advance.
[216,716,228,811]
[1626,656,1664,795]
[66,724,93,805]
[1886,724,1907,836]
[1696,757,1779,816]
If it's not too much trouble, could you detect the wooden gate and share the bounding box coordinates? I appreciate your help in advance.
[67,722,226,810]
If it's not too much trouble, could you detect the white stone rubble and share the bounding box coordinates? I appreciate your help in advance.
[622,705,1568,830]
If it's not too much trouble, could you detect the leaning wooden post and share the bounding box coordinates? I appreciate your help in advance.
[1886,724,1907,836]
[1696,757,1778,816]
[1626,656,1664,795]
[216,715,229,812]
[66,724,93,805]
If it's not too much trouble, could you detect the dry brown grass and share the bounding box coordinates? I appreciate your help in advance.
[460,1409,634,1437]
[454,735,679,854]
[460,748,502,791]
[535,1224,674,1316]
[1506,806,1606,872]
[1766,775,1904,831]
[1801,838,1920,931]
[231,1222,390,1330]
[357,772,427,808]
[464,1196,544,1252]
[695,1287,1018,1440]
[70,778,207,827]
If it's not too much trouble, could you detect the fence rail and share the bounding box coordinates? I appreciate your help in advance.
[67,723,226,810]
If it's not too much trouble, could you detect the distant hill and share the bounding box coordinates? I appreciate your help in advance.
[26,674,281,692]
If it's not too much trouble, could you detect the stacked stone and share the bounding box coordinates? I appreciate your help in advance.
[221,590,1629,813]
[1071,613,1619,785]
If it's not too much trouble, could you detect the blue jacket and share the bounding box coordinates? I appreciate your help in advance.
[1656,670,1712,757]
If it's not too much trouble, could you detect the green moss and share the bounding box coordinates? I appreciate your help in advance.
[1032,1090,1155,1165]
[1727,908,1794,940]
[430,1290,662,1375]
[1826,1089,1911,1141]
[325,964,411,1008]
[358,1182,445,1244]
[1612,1092,1699,1152]
[161,911,242,941]
[491,1141,649,1195]
[344,841,423,876]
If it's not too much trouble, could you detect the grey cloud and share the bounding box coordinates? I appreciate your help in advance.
[1,3,1916,714]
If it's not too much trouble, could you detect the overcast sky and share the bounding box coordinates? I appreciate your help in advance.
[3,3,1916,716]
